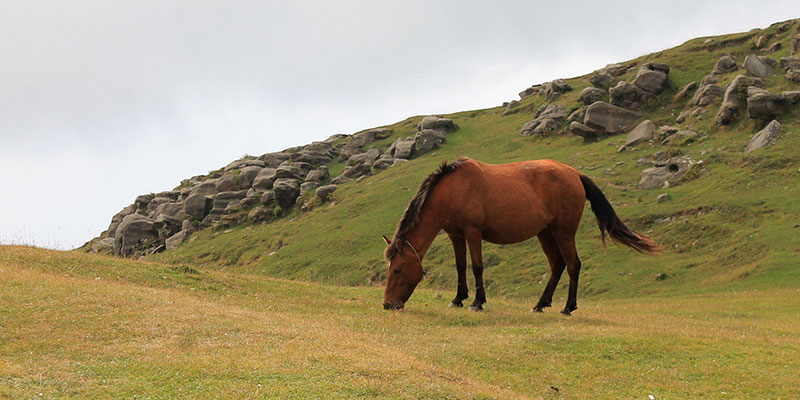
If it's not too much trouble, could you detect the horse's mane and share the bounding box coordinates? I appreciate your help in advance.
[385,158,466,260]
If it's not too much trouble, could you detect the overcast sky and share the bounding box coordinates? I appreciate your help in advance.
[1,1,797,249]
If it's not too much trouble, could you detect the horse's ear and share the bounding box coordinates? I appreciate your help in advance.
[382,235,391,245]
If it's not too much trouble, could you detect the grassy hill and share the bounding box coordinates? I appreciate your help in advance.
[3,246,799,398]
[147,20,800,305]
[7,19,800,398]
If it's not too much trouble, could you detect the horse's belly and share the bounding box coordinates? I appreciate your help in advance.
[481,219,548,244]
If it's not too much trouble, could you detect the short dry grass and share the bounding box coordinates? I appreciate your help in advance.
[2,246,798,399]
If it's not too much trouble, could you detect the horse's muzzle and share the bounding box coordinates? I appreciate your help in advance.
[383,301,405,310]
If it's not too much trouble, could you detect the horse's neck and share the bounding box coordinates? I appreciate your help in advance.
[404,209,442,259]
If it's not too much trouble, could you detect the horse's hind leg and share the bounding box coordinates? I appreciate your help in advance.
[533,229,565,312]
[447,234,469,307]
[553,233,581,316]
[465,231,486,311]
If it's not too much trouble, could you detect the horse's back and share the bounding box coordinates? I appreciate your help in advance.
[440,158,586,243]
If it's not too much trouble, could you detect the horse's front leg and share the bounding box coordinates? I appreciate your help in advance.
[466,233,486,311]
[447,234,469,307]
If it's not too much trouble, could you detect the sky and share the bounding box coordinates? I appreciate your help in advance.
[1,1,798,249]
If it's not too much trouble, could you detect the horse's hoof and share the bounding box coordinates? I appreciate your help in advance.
[469,304,483,312]
[449,301,463,308]
[560,310,571,316]
[532,307,544,313]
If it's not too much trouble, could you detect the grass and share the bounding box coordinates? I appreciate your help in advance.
[2,245,800,399]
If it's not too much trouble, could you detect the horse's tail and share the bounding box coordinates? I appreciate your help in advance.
[580,175,661,254]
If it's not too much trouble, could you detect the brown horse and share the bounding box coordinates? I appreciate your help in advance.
[382,157,659,314]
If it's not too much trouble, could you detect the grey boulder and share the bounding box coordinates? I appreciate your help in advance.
[583,102,641,135]
[183,194,213,220]
[639,156,694,190]
[579,87,605,105]
[113,214,159,257]
[316,184,338,202]
[743,54,775,77]
[745,120,781,152]
[273,178,301,209]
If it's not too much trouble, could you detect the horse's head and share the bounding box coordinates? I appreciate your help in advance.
[382,235,424,310]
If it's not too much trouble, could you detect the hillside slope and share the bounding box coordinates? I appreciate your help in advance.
[90,19,800,304]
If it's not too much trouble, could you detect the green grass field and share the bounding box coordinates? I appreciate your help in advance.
[11,19,800,399]
[2,246,799,399]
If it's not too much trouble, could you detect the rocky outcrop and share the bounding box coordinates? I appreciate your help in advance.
[581,102,641,135]
[745,120,781,152]
[623,120,655,148]
[520,104,566,137]
[747,90,800,121]
[639,156,695,189]
[632,63,670,94]
[542,79,573,100]
[579,87,605,105]
[273,178,301,209]
[609,81,651,110]
[715,75,765,125]
[711,55,738,75]
[113,214,158,257]
[743,54,775,77]
[589,71,614,89]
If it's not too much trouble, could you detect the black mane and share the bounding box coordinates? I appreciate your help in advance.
[385,158,465,259]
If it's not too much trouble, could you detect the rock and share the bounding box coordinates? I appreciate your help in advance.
[223,157,264,172]
[747,90,800,120]
[502,100,521,116]
[90,237,115,253]
[711,55,738,75]
[689,81,725,108]
[609,81,651,110]
[372,157,395,170]
[350,130,377,148]
[579,87,605,105]
[273,178,300,209]
[747,86,769,97]
[165,230,186,250]
[662,130,698,146]
[791,35,800,54]
[252,168,278,191]
[589,71,614,89]
[275,162,310,180]
[113,214,159,256]
[107,204,136,238]
[393,137,416,159]
[715,75,765,125]
[764,42,781,53]
[672,81,697,103]
[583,102,641,135]
[415,129,446,153]
[417,116,455,132]
[238,166,262,189]
[331,175,354,185]
[189,181,218,197]
[134,194,154,215]
[316,185,338,202]
[518,84,543,100]
[754,34,768,49]
[519,104,566,137]
[300,181,320,193]
[247,207,274,223]
[569,122,601,140]
[624,120,655,147]
[787,69,800,82]
[183,194,213,220]
[153,202,186,221]
[567,107,586,123]
[224,200,241,214]
[603,63,634,77]
[342,163,372,179]
[743,54,774,77]
[260,191,275,206]
[213,191,248,211]
[639,156,694,189]
[215,174,239,192]
[745,120,781,152]
[305,166,330,182]
[258,152,292,168]
[542,79,572,100]
[239,196,258,209]
[633,64,669,94]
[779,57,800,71]
[657,193,670,203]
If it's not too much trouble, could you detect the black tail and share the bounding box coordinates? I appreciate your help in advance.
[580,175,661,254]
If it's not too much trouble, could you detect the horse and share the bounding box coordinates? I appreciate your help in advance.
[382,157,659,314]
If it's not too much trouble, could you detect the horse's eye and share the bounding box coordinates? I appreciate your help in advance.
[394,269,402,274]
